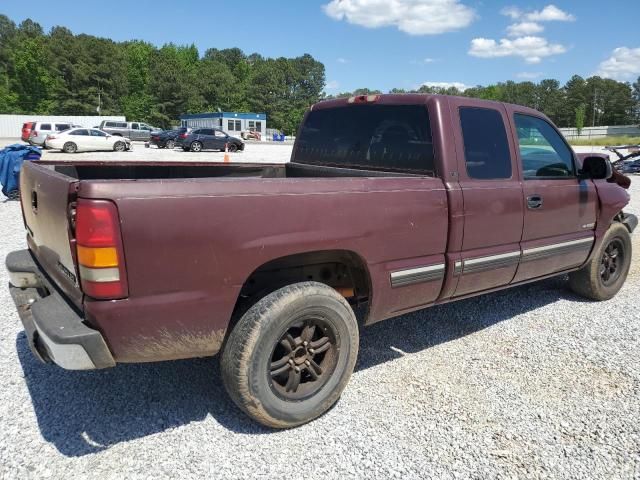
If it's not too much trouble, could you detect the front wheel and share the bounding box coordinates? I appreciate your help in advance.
[113,141,126,152]
[227,143,238,153]
[569,223,632,300]
[221,282,359,428]
[165,139,175,149]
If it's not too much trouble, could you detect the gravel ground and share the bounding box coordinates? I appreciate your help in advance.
[0,173,638,478]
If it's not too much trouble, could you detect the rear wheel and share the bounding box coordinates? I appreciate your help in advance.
[63,142,77,154]
[569,223,632,300]
[113,141,126,152]
[190,141,203,152]
[221,282,359,428]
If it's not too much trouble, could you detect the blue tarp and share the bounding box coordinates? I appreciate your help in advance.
[0,144,41,198]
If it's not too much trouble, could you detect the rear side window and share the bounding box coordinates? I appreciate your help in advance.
[514,114,575,178]
[295,104,435,174]
[40,123,52,131]
[56,124,70,131]
[459,107,511,180]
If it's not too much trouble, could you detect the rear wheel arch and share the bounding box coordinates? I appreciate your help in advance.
[227,250,372,335]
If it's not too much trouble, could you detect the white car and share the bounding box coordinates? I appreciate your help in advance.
[45,128,132,153]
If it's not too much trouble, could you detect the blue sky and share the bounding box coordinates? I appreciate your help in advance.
[2,0,640,92]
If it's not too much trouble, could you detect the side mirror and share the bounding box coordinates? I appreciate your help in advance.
[579,156,613,180]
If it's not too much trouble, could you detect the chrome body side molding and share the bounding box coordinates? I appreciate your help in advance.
[390,264,445,288]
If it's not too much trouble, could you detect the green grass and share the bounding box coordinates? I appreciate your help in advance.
[567,136,640,146]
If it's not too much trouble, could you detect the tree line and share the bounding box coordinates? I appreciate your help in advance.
[1,15,639,134]
[0,16,324,133]
[330,75,640,131]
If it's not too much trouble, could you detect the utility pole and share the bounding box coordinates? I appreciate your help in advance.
[592,88,597,127]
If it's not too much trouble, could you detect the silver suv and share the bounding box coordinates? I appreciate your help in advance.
[99,121,161,141]
[28,121,80,146]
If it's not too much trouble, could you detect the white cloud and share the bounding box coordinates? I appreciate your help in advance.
[501,6,522,19]
[422,81,470,91]
[501,4,575,22]
[337,57,349,64]
[526,5,575,22]
[325,80,340,90]
[516,71,543,79]
[507,21,544,37]
[469,36,566,63]
[595,47,640,80]
[323,0,476,35]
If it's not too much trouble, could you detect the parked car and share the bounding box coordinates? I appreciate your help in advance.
[45,128,131,153]
[99,121,161,141]
[181,128,245,152]
[149,127,189,149]
[21,122,34,142]
[7,94,635,429]
[28,121,80,146]
[618,159,640,174]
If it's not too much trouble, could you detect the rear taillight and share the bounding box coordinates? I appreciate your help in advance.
[31,131,37,137]
[48,135,56,140]
[179,133,187,138]
[75,199,128,299]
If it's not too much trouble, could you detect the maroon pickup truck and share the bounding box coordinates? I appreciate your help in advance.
[6,94,636,428]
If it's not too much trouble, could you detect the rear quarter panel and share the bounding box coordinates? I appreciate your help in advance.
[81,176,449,362]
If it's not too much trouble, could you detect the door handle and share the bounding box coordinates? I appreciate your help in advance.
[527,195,543,209]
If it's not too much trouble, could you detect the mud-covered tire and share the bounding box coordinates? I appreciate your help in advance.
[62,142,77,153]
[569,223,632,301]
[220,282,359,428]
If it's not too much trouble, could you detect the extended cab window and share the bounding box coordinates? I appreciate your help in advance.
[459,107,511,180]
[295,104,435,175]
[515,114,575,178]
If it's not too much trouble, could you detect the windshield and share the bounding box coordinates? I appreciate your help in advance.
[294,104,435,175]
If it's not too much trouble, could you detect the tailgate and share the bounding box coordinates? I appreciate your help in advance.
[20,162,83,308]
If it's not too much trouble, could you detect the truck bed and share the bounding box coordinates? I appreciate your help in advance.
[19,160,448,363]
[43,160,424,181]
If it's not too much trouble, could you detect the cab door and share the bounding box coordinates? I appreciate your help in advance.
[130,123,141,140]
[508,110,598,282]
[448,98,524,297]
